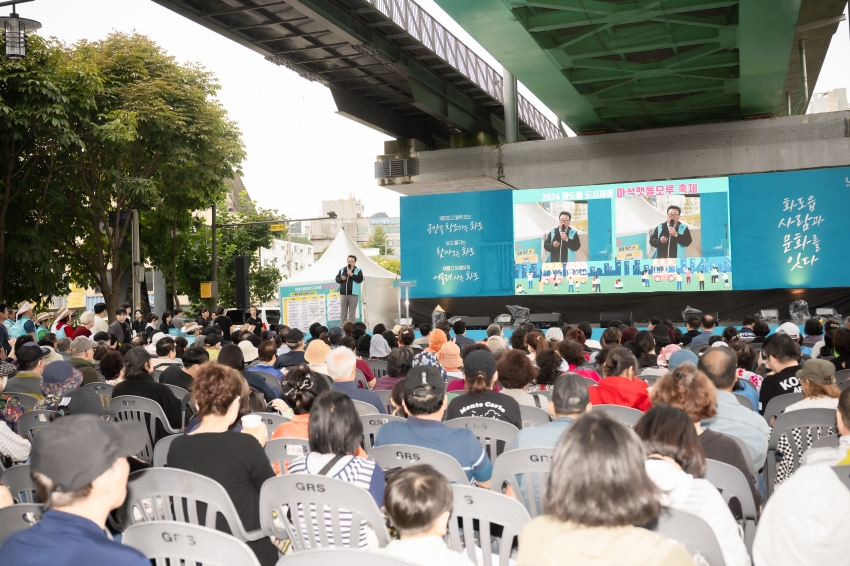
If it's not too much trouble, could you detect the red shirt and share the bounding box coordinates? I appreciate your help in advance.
[71,326,91,339]
[589,376,651,412]
[355,359,375,388]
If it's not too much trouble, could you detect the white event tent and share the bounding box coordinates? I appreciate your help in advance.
[280,229,399,327]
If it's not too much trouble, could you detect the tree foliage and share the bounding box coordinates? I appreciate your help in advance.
[0,35,101,300]
[374,256,400,275]
[367,226,391,255]
[4,32,249,321]
[175,193,284,309]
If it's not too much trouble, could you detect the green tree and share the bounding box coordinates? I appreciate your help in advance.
[0,35,101,301]
[368,226,391,255]
[374,256,400,275]
[175,193,284,308]
[55,32,245,321]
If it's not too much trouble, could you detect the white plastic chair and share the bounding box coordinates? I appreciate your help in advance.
[490,447,554,518]
[447,484,531,566]
[370,444,469,485]
[108,395,181,464]
[519,405,551,427]
[152,434,182,467]
[122,521,261,566]
[2,464,37,503]
[15,410,53,441]
[444,417,519,461]
[248,412,291,437]
[113,468,266,544]
[276,548,415,565]
[646,507,726,566]
[360,414,405,453]
[765,408,836,499]
[591,404,644,427]
[259,474,391,551]
[351,399,378,417]
[704,459,758,555]
[265,437,310,472]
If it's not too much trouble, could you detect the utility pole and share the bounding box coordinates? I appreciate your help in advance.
[132,209,141,311]
[502,66,518,143]
[211,202,218,306]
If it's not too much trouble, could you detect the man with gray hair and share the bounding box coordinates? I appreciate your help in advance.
[486,323,503,339]
[71,311,95,340]
[327,346,385,413]
[68,337,99,385]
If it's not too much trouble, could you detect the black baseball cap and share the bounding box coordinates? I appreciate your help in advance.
[463,350,497,379]
[16,343,50,365]
[328,326,345,339]
[56,387,116,417]
[552,373,590,412]
[123,346,152,367]
[31,414,146,492]
[286,329,305,345]
[403,365,445,398]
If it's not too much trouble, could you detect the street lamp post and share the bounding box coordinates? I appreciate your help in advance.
[0,0,40,60]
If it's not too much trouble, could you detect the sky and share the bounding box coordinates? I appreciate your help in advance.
[19,1,850,218]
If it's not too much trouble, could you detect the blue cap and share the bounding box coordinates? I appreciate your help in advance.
[42,361,76,384]
[668,349,699,370]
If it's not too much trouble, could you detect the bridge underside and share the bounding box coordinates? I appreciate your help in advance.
[151,0,558,149]
[432,0,846,133]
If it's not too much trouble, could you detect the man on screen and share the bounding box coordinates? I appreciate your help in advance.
[649,205,692,259]
[544,211,581,263]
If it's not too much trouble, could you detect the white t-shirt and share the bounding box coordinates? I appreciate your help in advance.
[784,396,839,413]
[645,459,750,566]
[380,536,476,566]
[92,315,109,334]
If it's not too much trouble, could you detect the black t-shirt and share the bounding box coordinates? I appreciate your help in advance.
[246,317,262,337]
[160,365,194,391]
[758,364,803,415]
[112,375,183,439]
[168,432,277,566]
[681,329,701,346]
[274,350,306,369]
[215,316,233,341]
[447,389,523,430]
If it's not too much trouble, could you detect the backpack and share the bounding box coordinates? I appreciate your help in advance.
[9,317,30,339]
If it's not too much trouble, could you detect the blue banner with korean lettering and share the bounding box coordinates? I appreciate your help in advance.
[729,166,846,290]
[400,190,514,298]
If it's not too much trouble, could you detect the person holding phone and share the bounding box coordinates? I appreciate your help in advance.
[335,255,363,323]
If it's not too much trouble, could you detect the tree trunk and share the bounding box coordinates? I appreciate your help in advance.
[139,273,151,316]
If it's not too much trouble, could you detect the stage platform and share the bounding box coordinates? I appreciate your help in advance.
[408,287,849,331]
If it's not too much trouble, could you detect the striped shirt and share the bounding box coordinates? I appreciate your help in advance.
[288,453,385,548]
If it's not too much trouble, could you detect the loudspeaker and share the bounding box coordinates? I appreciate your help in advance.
[234,255,250,310]
[529,313,563,329]
[600,312,633,328]
[460,316,491,330]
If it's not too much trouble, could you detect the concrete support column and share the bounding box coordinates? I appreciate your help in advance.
[798,39,809,114]
[153,270,166,315]
[502,67,518,144]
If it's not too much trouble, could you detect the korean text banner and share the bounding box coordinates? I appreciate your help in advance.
[400,190,514,298]
[729,166,846,290]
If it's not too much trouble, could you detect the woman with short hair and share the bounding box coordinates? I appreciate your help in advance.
[555,339,600,382]
[518,412,694,566]
[167,363,277,566]
[495,349,537,407]
[288,390,385,548]
[374,347,414,391]
[635,406,750,566]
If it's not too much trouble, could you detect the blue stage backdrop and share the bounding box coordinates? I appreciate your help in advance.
[400,166,848,298]
[729,166,850,290]
[400,190,514,298]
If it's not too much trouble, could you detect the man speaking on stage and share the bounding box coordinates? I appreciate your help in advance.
[543,211,581,262]
[649,205,692,259]
[335,254,363,323]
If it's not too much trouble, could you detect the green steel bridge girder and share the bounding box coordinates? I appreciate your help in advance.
[432,0,804,132]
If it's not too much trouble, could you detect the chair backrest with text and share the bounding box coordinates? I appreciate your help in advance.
[370,444,469,485]
[122,522,261,566]
[360,414,405,453]
[259,474,391,551]
[490,447,554,518]
[108,396,180,464]
[444,417,519,461]
[265,437,310,473]
[249,412,290,437]
[113,468,264,544]
[447,484,531,566]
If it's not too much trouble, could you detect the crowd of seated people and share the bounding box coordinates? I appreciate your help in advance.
[1,307,850,566]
